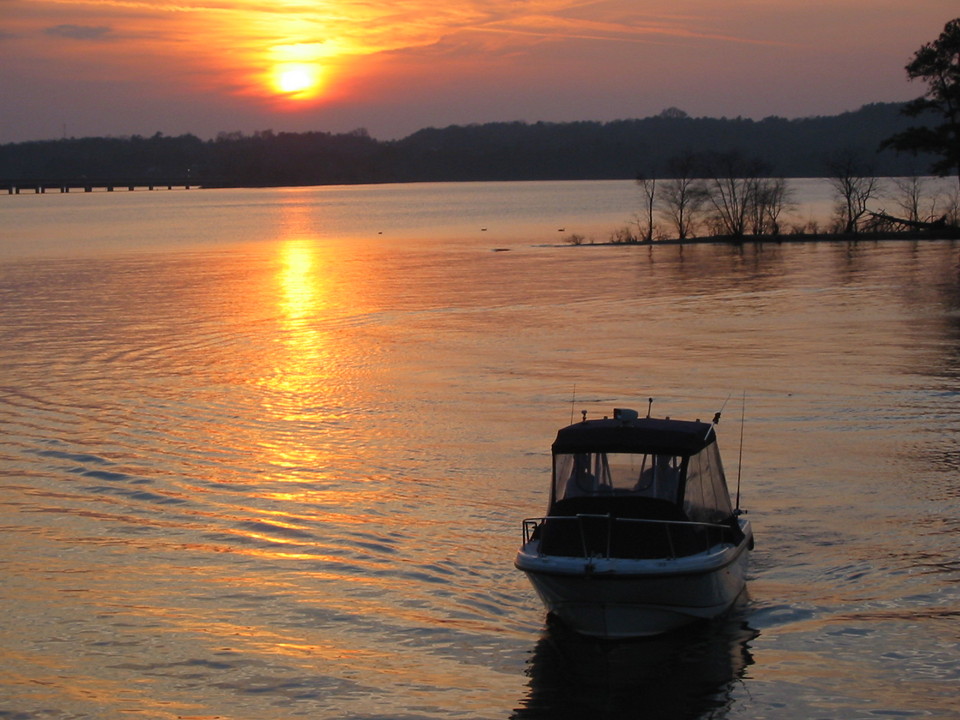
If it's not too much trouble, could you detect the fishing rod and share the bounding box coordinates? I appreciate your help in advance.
[735,391,745,514]
[704,392,745,513]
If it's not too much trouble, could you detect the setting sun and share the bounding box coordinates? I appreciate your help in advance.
[273,63,321,99]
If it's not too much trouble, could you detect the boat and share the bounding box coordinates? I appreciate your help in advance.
[515,404,753,638]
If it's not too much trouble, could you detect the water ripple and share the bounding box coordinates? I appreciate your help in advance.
[3,219,960,719]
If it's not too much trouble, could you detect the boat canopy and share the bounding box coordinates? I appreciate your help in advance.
[552,416,716,456]
[550,415,734,524]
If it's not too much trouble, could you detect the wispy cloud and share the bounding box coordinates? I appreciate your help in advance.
[468,13,792,49]
[24,0,770,58]
[45,24,114,41]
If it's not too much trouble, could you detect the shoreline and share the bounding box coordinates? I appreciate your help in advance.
[558,229,960,247]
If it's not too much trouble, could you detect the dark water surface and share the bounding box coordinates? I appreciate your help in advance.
[1,183,958,719]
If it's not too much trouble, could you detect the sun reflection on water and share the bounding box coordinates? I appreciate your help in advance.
[278,237,321,326]
[262,235,340,449]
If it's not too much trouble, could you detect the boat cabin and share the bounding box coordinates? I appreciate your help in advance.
[538,409,739,558]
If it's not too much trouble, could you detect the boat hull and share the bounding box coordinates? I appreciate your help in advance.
[516,519,752,638]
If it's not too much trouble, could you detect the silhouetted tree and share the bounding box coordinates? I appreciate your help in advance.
[826,150,882,233]
[657,107,690,119]
[635,172,657,242]
[657,152,704,239]
[890,175,931,222]
[881,18,960,188]
[749,177,793,235]
[698,151,769,238]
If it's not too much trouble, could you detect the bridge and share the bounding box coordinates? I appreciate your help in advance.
[4,178,196,194]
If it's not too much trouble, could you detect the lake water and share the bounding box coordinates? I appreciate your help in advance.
[1,181,958,719]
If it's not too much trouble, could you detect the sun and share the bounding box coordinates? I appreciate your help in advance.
[272,63,321,99]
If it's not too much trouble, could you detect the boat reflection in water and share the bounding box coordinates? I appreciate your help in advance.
[513,598,757,720]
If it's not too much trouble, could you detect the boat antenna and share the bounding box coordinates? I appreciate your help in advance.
[735,391,745,513]
[570,384,577,424]
[646,397,653,418]
[704,393,731,441]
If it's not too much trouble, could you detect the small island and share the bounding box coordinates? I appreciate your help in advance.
[563,153,959,247]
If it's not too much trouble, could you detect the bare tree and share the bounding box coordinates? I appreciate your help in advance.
[749,177,794,235]
[635,173,657,243]
[826,150,882,233]
[890,175,929,222]
[700,151,769,238]
[939,187,960,225]
[657,152,704,240]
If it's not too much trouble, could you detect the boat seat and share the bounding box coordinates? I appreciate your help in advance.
[540,496,705,559]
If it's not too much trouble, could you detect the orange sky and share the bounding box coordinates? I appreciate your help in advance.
[0,1,957,142]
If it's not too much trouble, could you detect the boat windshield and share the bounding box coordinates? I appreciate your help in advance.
[553,444,734,523]
[554,452,682,504]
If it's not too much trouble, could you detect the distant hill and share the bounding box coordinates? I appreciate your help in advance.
[0,103,938,187]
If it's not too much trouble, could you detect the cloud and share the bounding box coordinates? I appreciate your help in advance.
[44,24,114,41]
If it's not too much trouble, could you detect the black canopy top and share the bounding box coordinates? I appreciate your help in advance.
[552,415,716,456]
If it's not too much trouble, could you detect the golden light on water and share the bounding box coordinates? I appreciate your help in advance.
[271,236,336,427]
[278,238,321,324]
[252,226,375,493]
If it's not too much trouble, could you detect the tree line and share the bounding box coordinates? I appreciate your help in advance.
[580,148,959,246]
[0,103,939,187]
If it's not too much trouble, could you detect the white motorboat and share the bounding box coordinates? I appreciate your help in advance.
[515,405,753,638]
